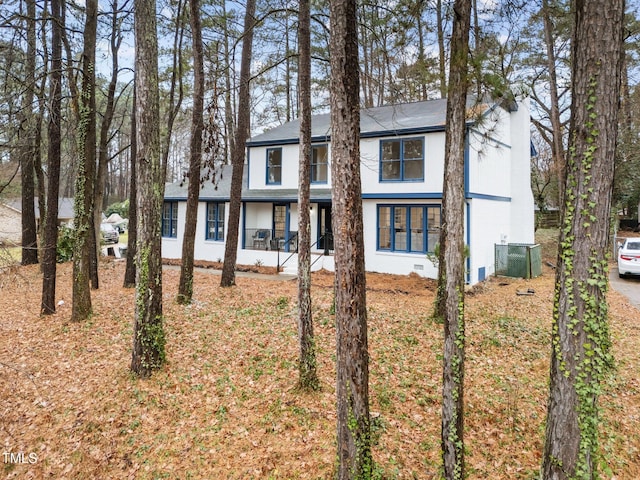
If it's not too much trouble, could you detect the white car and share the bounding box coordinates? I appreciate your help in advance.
[100,223,120,244]
[617,237,640,278]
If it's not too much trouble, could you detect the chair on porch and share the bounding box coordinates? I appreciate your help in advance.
[252,229,271,250]
[270,237,285,251]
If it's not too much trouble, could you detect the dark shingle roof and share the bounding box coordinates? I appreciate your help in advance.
[5,197,74,219]
[164,165,236,201]
[241,188,332,202]
[247,98,456,146]
[164,164,331,202]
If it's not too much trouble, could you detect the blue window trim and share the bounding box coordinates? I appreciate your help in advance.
[311,144,329,184]
[272,203,290,251]
[266,147,282,185]
[162,201,178,238]
[246,147,251,188]
[363,192,441,199]
[376,204,440,253]
[241,202,247,249]
[316,202,332,249]
[379,137,425,182]
[377,206,388,251]
[205,202,225,241]
[466,201,471,284]
[464,127,469,196]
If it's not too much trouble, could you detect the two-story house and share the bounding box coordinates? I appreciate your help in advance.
[162,96,535,284]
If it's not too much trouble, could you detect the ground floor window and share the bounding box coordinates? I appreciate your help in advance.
[162,201,178,238]
[377,204,441,253]
[206,202,225,241]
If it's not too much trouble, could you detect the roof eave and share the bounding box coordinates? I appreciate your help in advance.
[246,124,451,148]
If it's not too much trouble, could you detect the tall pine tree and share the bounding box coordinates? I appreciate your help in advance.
[330,0,371,475]
[131,0,166,377]
[436,0,472,477]
[542,0,625,477]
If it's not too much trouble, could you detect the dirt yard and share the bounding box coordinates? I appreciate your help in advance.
[1,242,639,478]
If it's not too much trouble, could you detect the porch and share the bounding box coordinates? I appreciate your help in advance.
[244,227,299,252]
[242,201,334,255]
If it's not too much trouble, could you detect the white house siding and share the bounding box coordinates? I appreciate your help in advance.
[508,99,535,244]
[360,132,446,195]
[478,105,512,145]
[162,200,309,271]
[244,203,272,232]
[0,203,22,245]
[162,196,515,285]
[464,101,535,283]
[162,201,228,265]
[467,198,512,283]
[361,199,440,279]
[467,131,511,199]
[250,130,448,197]
[161,201,183,260]
[248,144,333,191]
[162,99,535,285]
[361,197,510,284]
[289,204,299,236]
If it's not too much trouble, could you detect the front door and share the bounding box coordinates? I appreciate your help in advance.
[273,204,288,251]
[318,204,333,252]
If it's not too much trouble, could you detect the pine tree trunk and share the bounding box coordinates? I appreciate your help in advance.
[415,7,428,101]
[34,75,47,251]
[160,0,185,175]
[436,0,471,478]
[436,0,447,99]
[222,0,235,165]
[220,0,256,287]
[296,0,318,391]
[542,1,625,478]
[124,84,138,288]
[541,0,566,209]
[177,0,205,304]
[20,142,38,265]
[330,0,371,476]
[40,0,63,315]
[20,0,39,266]
[95,0,122,285]
[131,0,166,377]
[72,0,98,321]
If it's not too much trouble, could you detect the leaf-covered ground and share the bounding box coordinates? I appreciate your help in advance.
[1,249,639,478]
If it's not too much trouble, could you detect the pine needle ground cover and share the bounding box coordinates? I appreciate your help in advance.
[1,252,639,478]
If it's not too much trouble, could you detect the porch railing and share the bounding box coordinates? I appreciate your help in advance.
[245,228,298,251]
[277,231,334,272]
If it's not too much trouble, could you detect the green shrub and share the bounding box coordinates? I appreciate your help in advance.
[57,225,75,263]
[105,200,129,218]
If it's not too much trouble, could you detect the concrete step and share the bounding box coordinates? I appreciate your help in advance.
[282,262,298,275]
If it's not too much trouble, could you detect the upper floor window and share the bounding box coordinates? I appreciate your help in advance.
[311,145,328,183]
[162,201,178,238]
[267,148,282,184]
[206,202,225,241]
[380,137,424,182]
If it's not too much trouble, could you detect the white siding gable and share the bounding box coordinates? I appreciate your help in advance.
[359,132,446,195]
[249,143,333,190]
